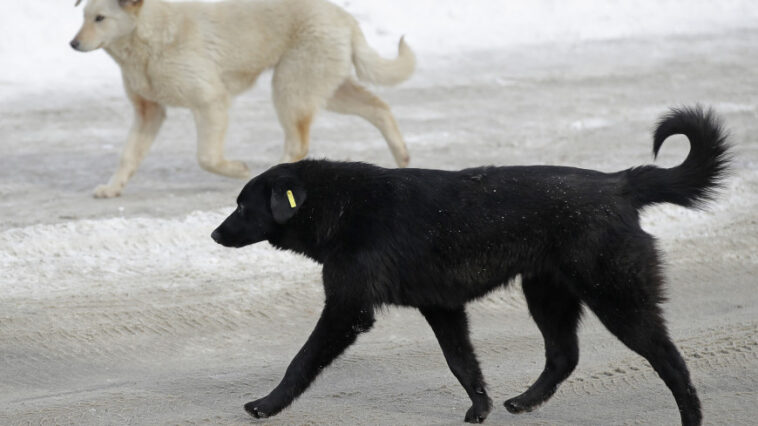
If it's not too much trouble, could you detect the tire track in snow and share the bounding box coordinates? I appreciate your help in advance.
[559,321,758,397]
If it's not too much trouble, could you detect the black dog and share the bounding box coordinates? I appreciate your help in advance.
[212,106,729,425]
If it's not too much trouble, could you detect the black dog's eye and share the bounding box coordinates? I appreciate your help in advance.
[95,15,105,22]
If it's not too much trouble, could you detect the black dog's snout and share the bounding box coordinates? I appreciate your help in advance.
[211,229,222,243]
[70,40,80,50]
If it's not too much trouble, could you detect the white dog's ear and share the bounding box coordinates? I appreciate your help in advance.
[117,0,144,14]
[118,0,144,8]
[74,0,83,6]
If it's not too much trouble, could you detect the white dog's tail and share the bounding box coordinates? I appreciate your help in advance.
[351,24,415,86]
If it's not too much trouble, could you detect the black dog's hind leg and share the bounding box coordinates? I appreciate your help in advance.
[505,273,582,414]
[585,293,701,426]
[421,306,492,423]
[575,232,702,426]
[244,301,375,418]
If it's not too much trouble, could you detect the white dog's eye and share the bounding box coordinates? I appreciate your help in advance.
[95,15,105,22]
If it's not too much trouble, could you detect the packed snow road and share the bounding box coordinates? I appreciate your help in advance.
[1,30,757,424]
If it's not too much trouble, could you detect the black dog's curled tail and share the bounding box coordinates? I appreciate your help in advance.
[625,105,731,209]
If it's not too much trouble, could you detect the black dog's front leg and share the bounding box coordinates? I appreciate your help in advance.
[421,306,492,423]
[245,302,375,418]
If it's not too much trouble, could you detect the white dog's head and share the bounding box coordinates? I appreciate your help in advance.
[70,0,143,52]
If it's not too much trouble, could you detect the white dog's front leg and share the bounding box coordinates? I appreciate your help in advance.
[94,96,166,198]
[192,102,250,179]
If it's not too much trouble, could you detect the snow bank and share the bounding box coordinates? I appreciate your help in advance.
[1,170,750,298]
[1,0,756,94]
[340,0,758,53]
[0,210,320,298]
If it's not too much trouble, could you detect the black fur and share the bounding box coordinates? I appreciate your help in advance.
[211,106,729,425]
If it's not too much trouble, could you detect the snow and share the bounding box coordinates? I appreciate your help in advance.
[0,209,319,298]
[342,0,758,52]
[1,1,757,424]
[2,0,757,95]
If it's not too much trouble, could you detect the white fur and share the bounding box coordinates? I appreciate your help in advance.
[71,0,415,198]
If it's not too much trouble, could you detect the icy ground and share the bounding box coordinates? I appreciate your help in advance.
[1,1,758,425]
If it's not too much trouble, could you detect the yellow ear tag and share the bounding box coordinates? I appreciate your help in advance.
[286,190,296,208]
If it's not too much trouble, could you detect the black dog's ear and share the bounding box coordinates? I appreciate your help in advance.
[270,178,307,224]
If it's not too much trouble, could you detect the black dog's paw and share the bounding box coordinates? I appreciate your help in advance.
[464,407,488,423]
[244,397,281,419]
[464,398,492,423]
[503,396,538,414]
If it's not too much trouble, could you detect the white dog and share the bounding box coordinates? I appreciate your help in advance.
[71,0,415,198]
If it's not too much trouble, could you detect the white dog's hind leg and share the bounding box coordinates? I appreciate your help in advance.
[277,110,314,164]
[192,102,251,179]
[94,95,166,198]
[326,79,410,167]
[272,82,317,164]
[272,40,352,164]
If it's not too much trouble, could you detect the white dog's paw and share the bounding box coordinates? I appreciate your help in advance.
[93,184,122,198]
[226,160,251,179]
[396,153,410,168]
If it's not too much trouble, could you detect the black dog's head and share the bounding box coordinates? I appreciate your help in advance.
[211,169,307,248]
